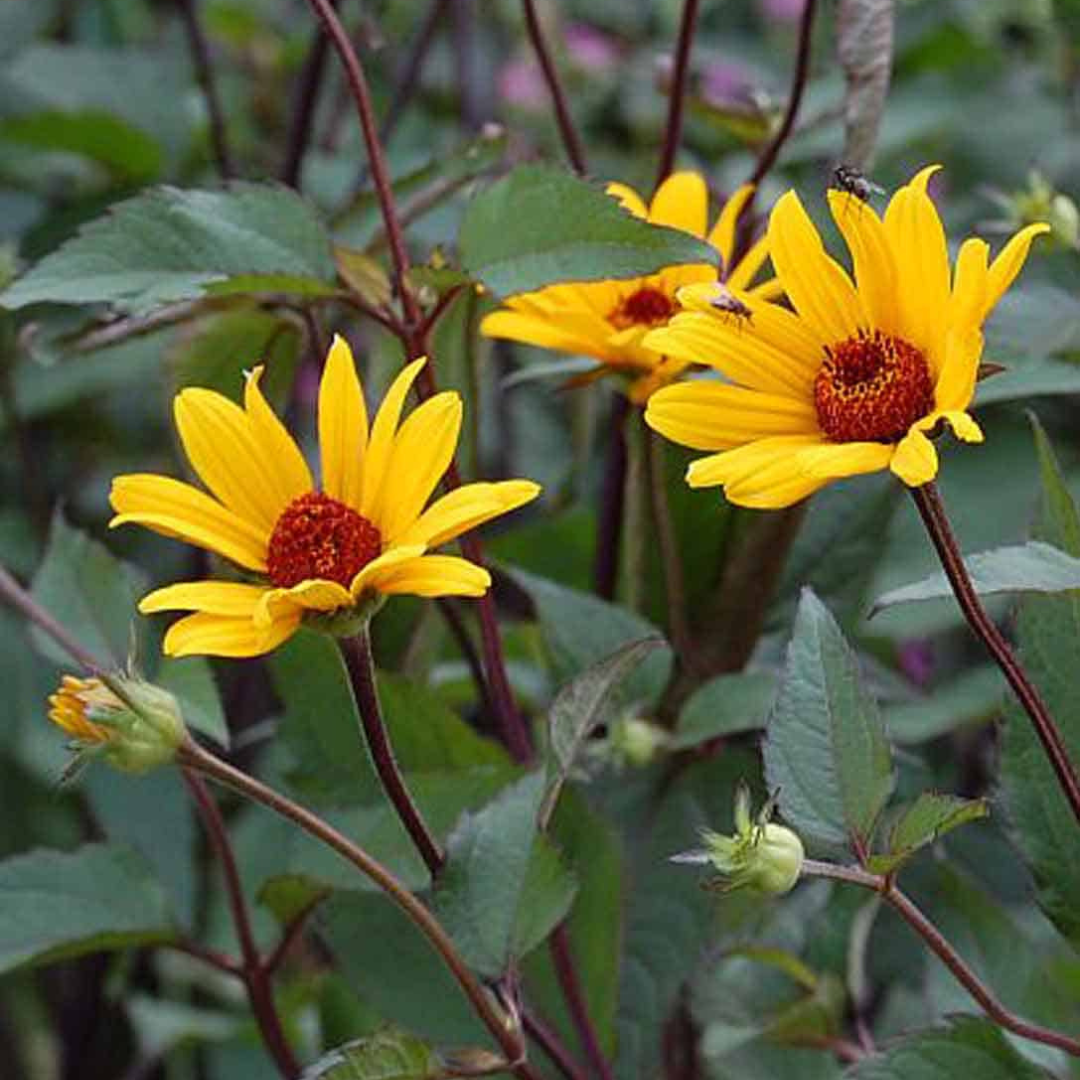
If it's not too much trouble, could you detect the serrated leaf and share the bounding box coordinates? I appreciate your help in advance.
[999,419,1080,947]
[870,540,1080,614]
[847,1017,1052,1080]
[540,637,664,828]
[156,657,229,747]
[30,510,146,668]
[510,568,672,706]
[460,165,716,297]
[837,0,895,171]
[0,844,175,973]
[1,184,334,313]
[433,772,577,978]
[303,1026,444,1080]
[763,589,894,854]
[865,793,987,874]
[670,672,778,750]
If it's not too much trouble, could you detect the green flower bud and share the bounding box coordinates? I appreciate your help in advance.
[47,673,186,777]
[609,716,670,768]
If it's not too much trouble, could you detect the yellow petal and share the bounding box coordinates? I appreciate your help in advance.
[939,410,984,443]
[162,610,300,658]
[360,357,427,519]
[256,579,352,625]
[934,326,984,413]
[350,544,428,596]
[768,190,861,346]
[707,184,755,265]
[479,309,612,362]
[368,554,492,598]
[319,335,370,510]
[397,481,541,548]
[376,392,463,541]
[109,474,269,571]
[174,387,290,533]
[686,436,828,508]
[646,380,819,451]
[138,580,270,615]
[646,304,820,397]
[949,238,989,334]
[244,367,312,499]
[725,235,770,292]
[889,427,939,487]
[827,190,897,332]
[605,181,648,219]
[649,171,709,236]
[795,441,893,480]
[883,165,950,370]
[985,222,1050,320]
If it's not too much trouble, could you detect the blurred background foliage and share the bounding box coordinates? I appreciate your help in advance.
[2,0,1080,1078]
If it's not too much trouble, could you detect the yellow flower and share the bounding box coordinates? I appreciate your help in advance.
[48,675,117,744]
[110,337,540,658]
[643,166,1048,508]
[480,171,780,402]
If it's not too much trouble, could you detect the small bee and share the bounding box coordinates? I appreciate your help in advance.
[831,164,886,204]
[707,284,753,328]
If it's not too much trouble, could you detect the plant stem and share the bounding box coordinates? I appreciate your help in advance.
[655,0,701,189]
[281,0,338,187]
[174,0,233,179]
[182,769,299,1078]
[339,629,445,876]
[303,0,422,330]
[550,926,616,1080]
[437,597,494,718]
[909,482,1080,825]
[178,737,531,1069]
[593,394,630,600]
[520,0,588,175]
[264,894,324,977]
[379,0,448,144]
[733,0,818,261]
[522,1008,590,1080]
[801,859,1080,1057]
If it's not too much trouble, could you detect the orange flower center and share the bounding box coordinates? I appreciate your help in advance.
[609,287,676,330]
[814,329,935,443]
[267,492,381,589]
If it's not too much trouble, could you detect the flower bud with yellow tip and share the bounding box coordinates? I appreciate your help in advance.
[47,673,186,776]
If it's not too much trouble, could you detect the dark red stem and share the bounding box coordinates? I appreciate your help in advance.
[281,0,338,187]
[174,0,233,179]
[182,770,299,1078]
[520,0,588,175]
[339,630,446,875]
[593,393,630,600]
[655,0,702,188]
[523,1007,591,1080]
[550,926,616,1080]
[910,482,1080,824]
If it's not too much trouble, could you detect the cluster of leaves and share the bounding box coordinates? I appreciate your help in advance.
[2,1,1080,1080]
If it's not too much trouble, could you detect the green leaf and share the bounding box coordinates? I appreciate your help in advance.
[0,844,175,973]
[433,772,577,978]
[870,540,1080,614]
[540,636,664,828]
[1,184,334,313]
[763,589,894,854]
[156,657,229,748]
[883,667,1004,745]
[459,165,716,297]
[670,672,778,750]
[257,874,332,926]
[847,1017,1052,1080]
[999,419,1080,947]
[30,511,146,668]
[303,1027,446,1080]
[865,793,988,874]
[510,568,672,706]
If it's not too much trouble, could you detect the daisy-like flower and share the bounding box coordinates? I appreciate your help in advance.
[480,171,780,402]
[643,166,1048,507]
[110,337,540,658]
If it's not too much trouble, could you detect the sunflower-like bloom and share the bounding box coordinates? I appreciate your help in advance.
[643,166,1048,507]
[110,337,540,658]
[480,171,780,402]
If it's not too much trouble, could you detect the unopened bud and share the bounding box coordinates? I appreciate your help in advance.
[47,673,186,776]
[609,716,670,768]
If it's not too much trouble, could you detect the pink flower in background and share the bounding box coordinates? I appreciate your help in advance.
[565,22,620,73]
[700,58,756,108]
[498,57,548,109]
[898,640,936,690]
[757,0,807,22]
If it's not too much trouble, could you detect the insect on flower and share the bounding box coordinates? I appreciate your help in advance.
[831,164,886,204]
[705,283,753,328]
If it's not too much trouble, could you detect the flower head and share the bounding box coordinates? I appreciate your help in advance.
[480,172,780,402]
[48,674,185,775]
[110,337,540,658]
[643,166,1048,507]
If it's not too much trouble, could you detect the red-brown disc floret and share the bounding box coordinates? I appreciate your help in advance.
[266,492,382,590]
[609,287,676,330]
[814,329,935,444]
